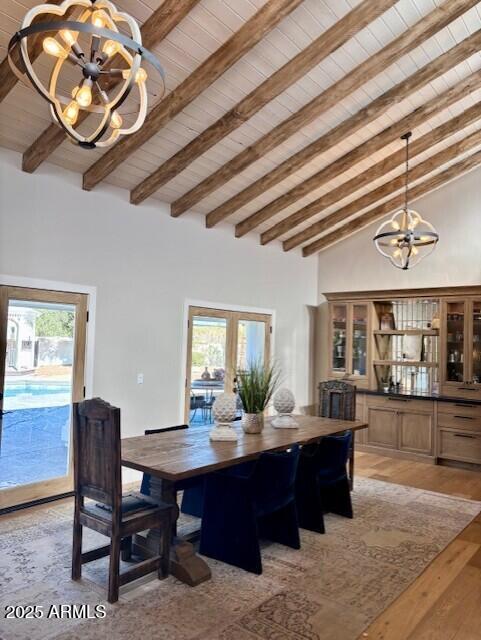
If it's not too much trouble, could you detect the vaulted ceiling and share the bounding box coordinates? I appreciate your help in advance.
[1,0,481,256]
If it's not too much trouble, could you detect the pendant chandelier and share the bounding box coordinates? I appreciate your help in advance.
[373,132,439,270]
[8,0,165,148]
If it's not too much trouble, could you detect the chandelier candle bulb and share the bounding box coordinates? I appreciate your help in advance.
[42,37,68,59]
[110,110,122,129]
[63,101,80,126]
[76,81,93,108]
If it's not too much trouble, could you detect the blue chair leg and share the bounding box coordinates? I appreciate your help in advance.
[180,482,205,518]
[322,477,353,519]
[296,471,325,534]
[199,476,262,574]
[258,501,300,549]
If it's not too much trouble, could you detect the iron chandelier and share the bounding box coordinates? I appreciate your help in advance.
[373,132,439,270]
[8,0,165,148]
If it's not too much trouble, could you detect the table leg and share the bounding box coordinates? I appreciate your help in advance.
[133,476,211,587]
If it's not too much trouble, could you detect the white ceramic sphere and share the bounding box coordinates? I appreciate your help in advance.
[273,388,295,415]
[212,393,238,424]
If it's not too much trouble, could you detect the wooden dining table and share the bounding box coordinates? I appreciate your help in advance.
[122,414,368,586]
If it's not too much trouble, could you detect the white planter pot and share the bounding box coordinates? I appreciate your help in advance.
[242,413,264,434]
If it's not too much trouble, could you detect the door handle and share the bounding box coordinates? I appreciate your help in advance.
[387,397,409,402]
[454,415,475,420]
[453,433,477,439]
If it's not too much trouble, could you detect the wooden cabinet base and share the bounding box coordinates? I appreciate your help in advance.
[357,443,436,463]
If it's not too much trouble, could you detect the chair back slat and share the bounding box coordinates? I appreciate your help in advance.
[73,398,121,507]
[318,380,356,421]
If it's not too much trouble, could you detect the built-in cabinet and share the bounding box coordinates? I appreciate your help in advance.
[328,301,370,389]
[365,395,434,458]
[441,299,481,400]
[323,286,481,468]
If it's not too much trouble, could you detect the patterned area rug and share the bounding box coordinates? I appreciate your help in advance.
[0,477,479,640]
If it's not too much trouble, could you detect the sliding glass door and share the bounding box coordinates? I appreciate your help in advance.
[185,307,271,426]
[0,287,87,509]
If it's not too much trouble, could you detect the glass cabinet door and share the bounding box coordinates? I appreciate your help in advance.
[471,300,481,385]
[445,301,466,383]
[331,304,347,372]
[352,304,368,376]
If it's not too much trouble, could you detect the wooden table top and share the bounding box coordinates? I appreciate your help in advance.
[122,415,368,481]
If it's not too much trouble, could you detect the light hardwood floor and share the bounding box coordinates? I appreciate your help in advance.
[356,452,481,640]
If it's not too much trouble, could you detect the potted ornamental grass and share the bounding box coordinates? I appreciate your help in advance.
[236,360,281,434]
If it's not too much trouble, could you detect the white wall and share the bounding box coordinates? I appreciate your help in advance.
[0,149,318,451]
[317,167,481,297]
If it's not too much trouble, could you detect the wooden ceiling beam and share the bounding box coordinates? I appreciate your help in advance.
[130,0,397,206]
[285,126,481,252]
[175,0,480,225]
[21,0,201,174]
[0,0,63,104]
[266,100,481,246]
[81,0,305,191]
[232,29,481,237]
[302,148,481,257]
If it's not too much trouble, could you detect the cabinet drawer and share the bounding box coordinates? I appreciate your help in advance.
[438,413,481,432]
[438,429,481,464]
[438,401,481,419]
[366,395,434,414]
[441,384,481,402]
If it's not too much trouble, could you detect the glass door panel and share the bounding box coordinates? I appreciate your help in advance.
[472,300,481,384]
[236,319,267,369]
[189,315,227,426]
[185,308,271,426]
[0,288,87,509]
[332,304,347,372]
[445,301,465,383]
[352,304,368,376]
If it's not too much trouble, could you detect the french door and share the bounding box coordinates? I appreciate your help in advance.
[0,286,88,509]
[185,307,271,425]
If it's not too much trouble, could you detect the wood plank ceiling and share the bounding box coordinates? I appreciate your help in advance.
[1,0,480,257]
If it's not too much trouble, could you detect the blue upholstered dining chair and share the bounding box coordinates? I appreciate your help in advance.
[139,426,205,519]
[295,431,353,534]
[199,445,301,574]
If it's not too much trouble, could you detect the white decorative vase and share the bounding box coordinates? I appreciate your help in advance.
[209,393,238,442]
[242,412,264,434]
[272,388,298,429]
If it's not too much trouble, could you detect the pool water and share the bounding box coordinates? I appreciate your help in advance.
[4,381,71,397]
[3,380,72,411]
[1,381,72,488]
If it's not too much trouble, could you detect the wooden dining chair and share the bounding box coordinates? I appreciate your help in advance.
[318,380,356,487]
[71,398,172,603]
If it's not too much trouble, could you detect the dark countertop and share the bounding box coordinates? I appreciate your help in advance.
[359,388,481,405]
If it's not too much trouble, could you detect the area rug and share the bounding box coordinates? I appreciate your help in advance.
[0,478,479,640]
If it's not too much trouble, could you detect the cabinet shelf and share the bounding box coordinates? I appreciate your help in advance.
[373,329,439,336]
[373,360,438,367]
